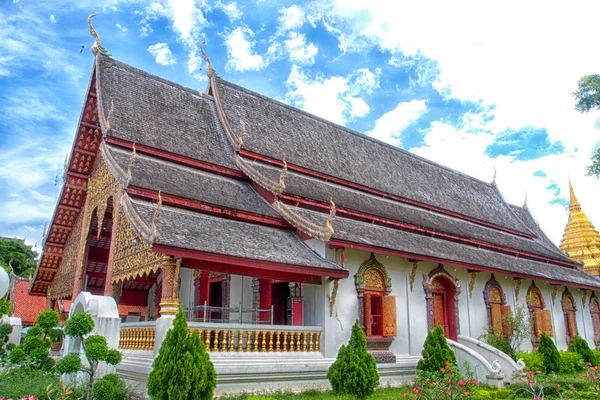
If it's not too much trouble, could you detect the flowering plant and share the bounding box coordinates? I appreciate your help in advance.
[579,363,600,392]
[124,389,146,400]
[512,369,545,399]
[412,360,477,399]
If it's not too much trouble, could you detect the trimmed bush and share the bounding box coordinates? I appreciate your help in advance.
[56,353,82,374]
[538,332,561,373]
[8,346,25,364]
[35,309,59,337]
[92,373,126,400]
[0,298,10,316]
[568,335,595,364]
[148,308,216,400]
[327,320,379,399]
[0,323,12,343]
[417,324,456,373]
[516,351,544,372]
[559,351,585,374]
[49,328,64,343]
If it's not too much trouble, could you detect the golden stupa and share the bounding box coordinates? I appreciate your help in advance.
[559,179,600,275]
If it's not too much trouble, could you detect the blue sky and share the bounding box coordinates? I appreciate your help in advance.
[1,0,600,249]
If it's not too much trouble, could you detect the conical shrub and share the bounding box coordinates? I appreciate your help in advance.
[417,324,456,373]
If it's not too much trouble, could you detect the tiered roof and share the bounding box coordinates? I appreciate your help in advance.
[560,180,600,275]
[30,50,600,295]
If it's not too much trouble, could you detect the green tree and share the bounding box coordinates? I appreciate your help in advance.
[479,305,530,361]
[568,335,595,365]
[417,324,456,373]
[0,299,10,316]
[36,309,59,338]
[0,237,38,277]
[572,75,600,178]
[327,320,379,400]
[538,332,561,373]
[56,312,122,400]
[148,308,216,400]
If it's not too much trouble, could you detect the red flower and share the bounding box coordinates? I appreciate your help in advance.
[412,387,420,394]
[459,380,466,386]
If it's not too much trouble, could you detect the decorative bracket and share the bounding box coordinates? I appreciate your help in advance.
[514,278,522,301]
[409,262,418,292]
[329,278,339,317]
[582,290,588,309]
[88,14,111,56]
[468,271,477,298]
[551,285,559,305]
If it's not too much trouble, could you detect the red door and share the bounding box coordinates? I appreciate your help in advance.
[433,293,447,336]
[370,295,383,336]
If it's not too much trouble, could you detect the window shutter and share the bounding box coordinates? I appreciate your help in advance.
[364,294,372,336]
[534,309,544,337]
[500,305,512,337]
[541,309,553,336]
[567,312,577,339]
[382,295,397,337]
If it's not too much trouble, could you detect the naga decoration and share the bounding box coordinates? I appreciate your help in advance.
[272,200,335,242]
[409,262,418,292]
[468,271,477,298]
[88,14,111,56]
[150,191,163,242]
[329,278,339,317]
[523,191,528,209]
[126,143,137,187]
[234,154,287,195]
[492,166,497,186]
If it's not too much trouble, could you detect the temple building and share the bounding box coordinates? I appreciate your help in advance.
[560,180,600,275]
[26,25,600,391]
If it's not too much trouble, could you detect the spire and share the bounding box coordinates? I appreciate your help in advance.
[560,177,600,275]
[568,176,580,209]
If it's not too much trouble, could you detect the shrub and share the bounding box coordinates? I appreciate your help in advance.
[0,366,59,399]
[35,309,59,337]
[327,320,379,399]
[0,298,10,316]
[413,360,477,400]
[8,346,25,364]
[417,324,456,373]
[92,373,126,400]
[56,353,82,374]
[568,335,595,364]
[559,351,585,374]
[26,325,43,338]
[148,308,216,400]
[593,349,600,366]
[0,323,12,343]
[49,328,64,343]
[515,351,544,372]
[60,311,122,400]
[538,332,561,373]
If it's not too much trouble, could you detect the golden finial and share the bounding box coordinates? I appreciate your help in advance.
[200,40,214,78]
[279,160,288,191]
[523,191,528,209]
[492,166,497,186]
[126,143,136,186]
[88,14,111,57]
[326,200,336,233]
[568,176,580,208]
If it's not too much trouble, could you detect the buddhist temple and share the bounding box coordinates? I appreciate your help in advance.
[560,179,600,275]
[23,21,600,392]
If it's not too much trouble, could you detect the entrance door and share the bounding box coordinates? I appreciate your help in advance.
[431,277,457,340]
[370,295,383,336]
[272,282,290,325]
[209,281,222,321]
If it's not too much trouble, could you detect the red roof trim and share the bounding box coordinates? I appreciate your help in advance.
[239,150,536,239]
[328,239,599,291]
[105,136,246,180]
[152,244,349,280]
[279,195,578,268]
[127,186,291,229]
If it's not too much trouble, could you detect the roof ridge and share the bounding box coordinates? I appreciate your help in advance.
[219,78,498,190]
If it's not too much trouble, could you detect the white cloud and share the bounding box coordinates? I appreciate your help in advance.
[285,32,318,65]
[49,14,55,24]
[225,27,264,72]
[367,100,427,146]
[279,5,305,31]
[147,42,177,66]
[286,65,378,125]
[218,1,243,21]
[116,23,128,32]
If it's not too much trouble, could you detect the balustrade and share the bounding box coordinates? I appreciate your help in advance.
[119,326,155,350]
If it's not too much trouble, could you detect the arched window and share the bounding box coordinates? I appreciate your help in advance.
[355,254,395,338]
[483,276,509,335]
[527,283,552,345]
[423,265,461,341]
[562,290,578,344]
[590,295,600,346]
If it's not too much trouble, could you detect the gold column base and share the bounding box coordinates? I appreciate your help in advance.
[159,298,180,316]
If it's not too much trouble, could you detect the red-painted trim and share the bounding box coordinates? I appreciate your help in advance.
[127,186,291,229]
[328,239,600,291]
[279,195,579,269]
[152,244,349,280]
[239,150,535,239]
[105,136,246,180]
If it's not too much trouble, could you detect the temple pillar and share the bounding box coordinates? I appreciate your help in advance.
[259,278,272,323]
[154,258,181,355]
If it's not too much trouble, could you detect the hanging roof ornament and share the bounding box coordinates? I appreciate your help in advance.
[88,14,111,57]
[523,191,528,209]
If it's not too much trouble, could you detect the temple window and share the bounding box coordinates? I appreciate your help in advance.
[354,253,395,338]
[590,295,600,346]
[561,290,577,344]
[526,283,552,345]
[422,265,461,341]
[483,276,510,336]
